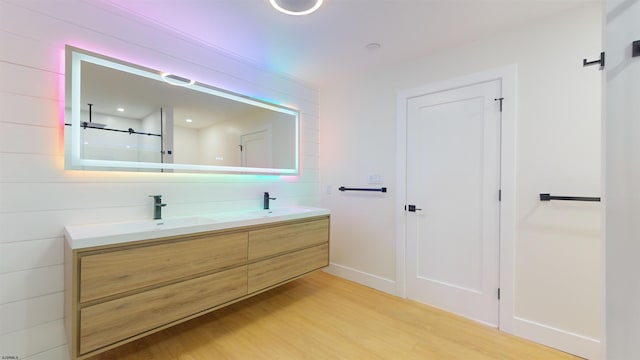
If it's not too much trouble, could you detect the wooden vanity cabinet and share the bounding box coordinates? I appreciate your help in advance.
[80,266,247,354]
[65,216,329,360]
[248,218,330,293]
[80,232,248,303]
[248,243,329,293]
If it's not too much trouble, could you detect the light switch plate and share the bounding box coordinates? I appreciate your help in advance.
[368,174,383,184]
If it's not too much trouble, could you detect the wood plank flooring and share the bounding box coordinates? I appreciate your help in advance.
[89,271,580,360]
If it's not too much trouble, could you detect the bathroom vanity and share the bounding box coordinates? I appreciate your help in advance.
[64,207,330,359]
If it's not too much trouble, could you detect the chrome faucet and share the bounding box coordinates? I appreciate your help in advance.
[149,195,166,220]
[263,192,276,210]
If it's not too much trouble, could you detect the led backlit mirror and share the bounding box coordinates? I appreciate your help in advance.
[64,46,299,174]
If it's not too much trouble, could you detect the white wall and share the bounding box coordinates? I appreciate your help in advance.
[173,110,295,169]
[174,126,200,165]
[604,0,640,358]
[320,3,602,358]
[139,109,162,163]
[196,110,296,168]
[0,1,319,359]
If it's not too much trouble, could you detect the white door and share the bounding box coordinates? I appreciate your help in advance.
[240,128,272,168]
[406,79,502,326]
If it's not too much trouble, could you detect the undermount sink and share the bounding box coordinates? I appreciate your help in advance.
[64,216,218,241]
[247,207,313,217]
[65,206,330,249]
[152,216,216,228]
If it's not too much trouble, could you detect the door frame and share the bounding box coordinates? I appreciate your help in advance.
[395,65,517,332]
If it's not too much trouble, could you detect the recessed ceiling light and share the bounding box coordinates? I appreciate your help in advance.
[117,107,125,112]
[185,118,193,123]
[269,0,323,16]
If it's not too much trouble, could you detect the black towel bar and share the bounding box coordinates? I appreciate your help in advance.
[339,186,387,193]
[540,193,600,202]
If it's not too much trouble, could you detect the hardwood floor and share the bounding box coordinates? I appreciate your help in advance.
[90,271,580,360]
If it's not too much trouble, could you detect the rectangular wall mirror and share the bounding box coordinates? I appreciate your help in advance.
[64,46,299,174]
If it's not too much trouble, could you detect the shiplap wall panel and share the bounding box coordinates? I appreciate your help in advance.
[25,346,69,360]
[0,183,321,244]
[0,181,318,213]
[0,0,320,358]
[0,62,61,100]
[304,127,321,144]
[0,292,64,335]
[0,154,67,183]
[301,112,320,132]
[0,182,317,225]
[0,154,321,184]
[1,211,146,243]
[303,154,321,170]
[0,123,59,156]
[0,320,67,359]
[1,93,59,128]
[0,265,63,304]
[1,0,319,109]
[302,139,321,158]
[0,237,62,273]
[0,31,62,72]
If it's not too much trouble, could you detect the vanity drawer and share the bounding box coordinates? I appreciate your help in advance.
[248,218,329,260]
[248,243,329,293]
[80,232,247,303]
[79,266,247,355]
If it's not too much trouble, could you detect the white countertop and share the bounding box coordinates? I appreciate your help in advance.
[64,206,330,249]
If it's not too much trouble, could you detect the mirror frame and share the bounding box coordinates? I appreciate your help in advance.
[65,46,300,174]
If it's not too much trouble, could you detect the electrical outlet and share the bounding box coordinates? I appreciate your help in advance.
[368,174,383,184]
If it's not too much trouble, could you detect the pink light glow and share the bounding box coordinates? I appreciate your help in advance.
[280,175,300,182]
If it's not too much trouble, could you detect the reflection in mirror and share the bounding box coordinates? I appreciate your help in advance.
[64,46,299,174]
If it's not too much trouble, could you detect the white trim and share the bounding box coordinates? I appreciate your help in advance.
[513,316,602,359]
[395,65,517,330]
[497,65,517,334]
[324,263,397,295]
[395,88,408,298]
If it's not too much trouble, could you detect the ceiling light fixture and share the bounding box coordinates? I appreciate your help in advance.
[269,0,323,16]
[117,107,125,112]
[185,118,193,123]
[161,73,195,86]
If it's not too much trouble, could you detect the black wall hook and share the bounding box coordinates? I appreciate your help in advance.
[583,52,605,70]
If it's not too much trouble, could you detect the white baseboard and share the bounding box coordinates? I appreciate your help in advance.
[324,263,397,295]
[512,316,602,359]
[324,264,601,359]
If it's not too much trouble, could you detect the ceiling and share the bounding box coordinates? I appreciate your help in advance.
[101,0,598,89]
